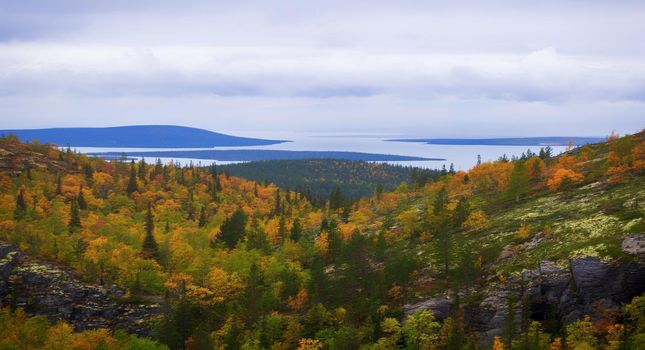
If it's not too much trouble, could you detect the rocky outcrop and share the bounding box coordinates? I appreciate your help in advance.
[0,242,161,336]
[405,234,645,345]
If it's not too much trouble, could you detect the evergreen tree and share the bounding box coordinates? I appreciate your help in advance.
[13,188,27,220]
[329,186,345,210]
[453,196,469,228]
[77,185,87,210]
[218,208,247,249]
[142,203,158,260]
[55,174,62,196]
[198,206,207,227]
[126,160,138,196]
[138,158,147,181]
[433,187,449,216]
[289,218,302,242]
[68,198,81,232]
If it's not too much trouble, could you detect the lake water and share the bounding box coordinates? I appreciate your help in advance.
[72,131,567,171]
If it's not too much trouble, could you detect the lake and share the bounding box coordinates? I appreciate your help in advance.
[72,131,568,171]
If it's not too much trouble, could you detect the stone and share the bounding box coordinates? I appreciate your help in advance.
[0,241,160,336]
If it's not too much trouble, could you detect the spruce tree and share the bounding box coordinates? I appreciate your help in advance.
[218,208,247,249]
[55,174,62,196]
[289,218,302,242]
[77,185,87,210]
[137,159,146,181]
[142,203,158,260]
[198,206,207,227]
[126,160,138,196]
[68,198,81,232]
[13,189,27,220]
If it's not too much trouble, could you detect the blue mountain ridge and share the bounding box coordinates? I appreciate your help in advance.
[0,125,287,148]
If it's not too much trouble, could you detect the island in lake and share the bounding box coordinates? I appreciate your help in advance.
[0,125,287,148]
[387,136,605,146]
[89,149,443,162]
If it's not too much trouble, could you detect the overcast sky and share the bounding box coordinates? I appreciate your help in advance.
[0,0,643,137]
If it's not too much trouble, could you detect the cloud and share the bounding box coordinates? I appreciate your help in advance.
[1,44,644,102]
[0,0,644,135]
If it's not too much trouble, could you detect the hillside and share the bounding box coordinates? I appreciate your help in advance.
[220,159,440,204]
[0,125,287,148]
[0,132,643,349]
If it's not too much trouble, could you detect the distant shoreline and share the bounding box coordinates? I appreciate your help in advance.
[386,136,605,146]
[89,149,444,162]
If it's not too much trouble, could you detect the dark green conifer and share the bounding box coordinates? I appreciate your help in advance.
[77,185,87,210]
[126,160,138,196]
[68,198,81,232]
[13,188,27,220]
[142,203,158,260]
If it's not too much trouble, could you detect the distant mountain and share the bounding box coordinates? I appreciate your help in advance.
[0,125,287,148]
[387,136,606,146]
[89,149,442,162]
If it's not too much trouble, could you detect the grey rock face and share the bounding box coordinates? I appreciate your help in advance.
[404,234,645,345]
[0,242,160,336]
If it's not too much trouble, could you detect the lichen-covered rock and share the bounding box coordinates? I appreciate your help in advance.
[0,241,160,336]
[622,233,645,257]
[404,247,645,346]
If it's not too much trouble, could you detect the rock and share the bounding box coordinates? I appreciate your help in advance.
[404,295,453,322]
[622,233,645,257]
[0,241,160,336]
[404,254,645,346]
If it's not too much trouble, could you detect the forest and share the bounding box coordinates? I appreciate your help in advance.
[220,159,440,204]
[0,131,643,350]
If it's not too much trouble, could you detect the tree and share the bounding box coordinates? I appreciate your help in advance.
[433,187,449,216]
[77,185,87,210]
[329,186,345,210]
[126,160,139,196]
[453,196,469,228]
[14,188,27,220]
[290,217,302,242]
[218,208,247,249]
[142,203,159,260]
[198,207,207,228]
[402,310,441,350]
[505,161,530,202]
[68,198,81,232]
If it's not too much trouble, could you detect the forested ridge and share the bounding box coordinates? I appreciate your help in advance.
[0,131,644,349]
[220,159,440,205]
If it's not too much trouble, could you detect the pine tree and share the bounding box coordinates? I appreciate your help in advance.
[55,174,62,196]
[289,218,302,242]
[77,185,87,210]
[218,208,247,249]
[453,196,469,228]
[198,206,207,227]
[126,160,138,196]
[142,203,158,260]
[13,188,27,220]
[138,158,147,181]
[68,198,81,232]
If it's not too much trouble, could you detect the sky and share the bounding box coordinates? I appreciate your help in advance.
[0,0,644,137]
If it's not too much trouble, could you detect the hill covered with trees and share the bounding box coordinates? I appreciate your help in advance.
[0,131,643,349]
[220,159,441,204]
